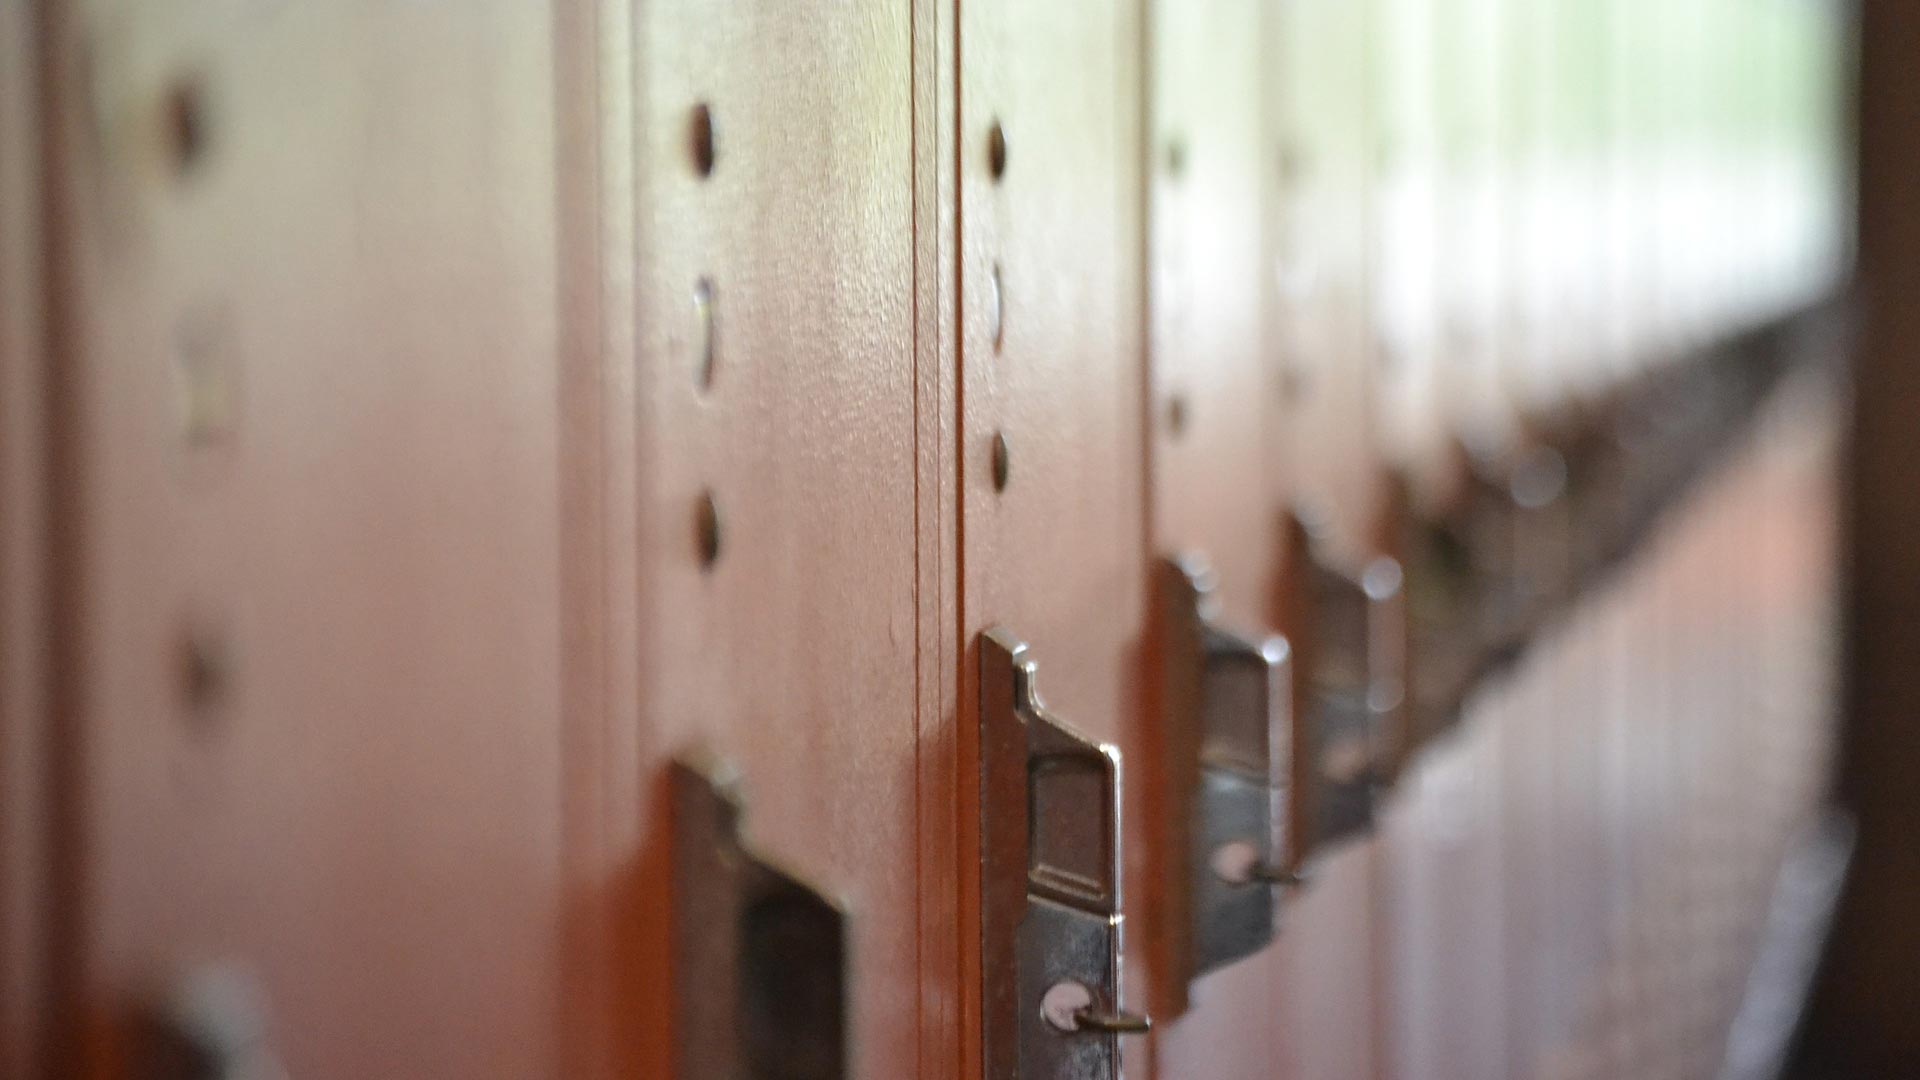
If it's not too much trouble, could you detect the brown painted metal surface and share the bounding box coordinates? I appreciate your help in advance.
[2,2,51,1074]
[618,3,923,1079]
[1141,0,1290,1073]
[36,2,570,1075]
[1267,4,1392,1078]
[955,0,1150,1076]
[4,2,1854,1079]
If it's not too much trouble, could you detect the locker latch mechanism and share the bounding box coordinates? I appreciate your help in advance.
[136,964,284,1080]
[1284,516,1405,862]
[1155,556,1292,1015]
[671,752,847,1080]
[1393,443,1561,751]
[1395,481,1488,747]
[980,628,1149,1080]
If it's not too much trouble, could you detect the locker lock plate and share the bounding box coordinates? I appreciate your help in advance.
[1283,515,1405,861]
[1155,556,1291,1015]
[980,628,1148,1080]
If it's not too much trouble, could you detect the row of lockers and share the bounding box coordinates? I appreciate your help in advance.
[0,0,1849,1077]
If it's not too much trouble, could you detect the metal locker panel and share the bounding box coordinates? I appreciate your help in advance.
[1269,4,1392,1079]
[1,3,51,1073]
[1431,0,1515,453]
[1273,0,1386,548]
[1506,0,1571,417]
[41,2,570,1075]
[1369,4,1494,1077]
[1372,0,1450,483]
[1546,0,1612,404]
[1490,3,1567,1075]
[1374,3,1513,1077]
[624,2,920,1078]
[1377,701,1511,1080]
[956,0,1150,1074]
[1142,0,1284,1075]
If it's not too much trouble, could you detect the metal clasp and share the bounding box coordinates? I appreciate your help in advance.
[136,965,286,1080]
[1282,515,1405,862]
[1392,438,1568,754]
[981,628,1149,1080]
[1155,556,1292,1014]
[671,752,847,1080]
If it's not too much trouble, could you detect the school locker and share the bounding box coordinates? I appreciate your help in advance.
[617,2,923,1078]
[21,2,572,1074]
[1269,3,1399,1078]
[0,1,1861,1078]
[1,3,49,1074]
[1141,1,1290,1077]
[954,0,1153,1075]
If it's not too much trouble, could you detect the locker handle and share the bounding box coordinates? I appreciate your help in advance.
[1153,555,1293,1017]
[1393,440,1561,753]
[1281,515,1406,863]
[979,628,1148,1080]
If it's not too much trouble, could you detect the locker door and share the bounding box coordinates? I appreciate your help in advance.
[620,2,922,1078]
[1142,0,1286,1076]
[1374,2,1514,1076]
[39,3,570,1075]
[955,0,1150,1075]
[1270,3,1390,1077]
[1,3,49,1074]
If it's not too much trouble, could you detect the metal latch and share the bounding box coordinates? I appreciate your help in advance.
[1282,515,1405,861]
[1392,441,1567,753]
[136,965,285,1080]
[980,628,1149,1080]
[1392,474,1492,748]
[1155,556,1291,1014]
[672,752,847,1080]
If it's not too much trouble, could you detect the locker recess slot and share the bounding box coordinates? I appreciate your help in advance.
[1155,555,1292,1015]
[1283,517,1405,861]
[980,628,1149,1080]
[671,753,847,1080]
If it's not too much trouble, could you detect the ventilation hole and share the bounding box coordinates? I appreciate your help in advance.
[176,623,230,736]
[690,103,716,177]
[696,489,722,569]
[693,277,717,390]
[163,75,210,179]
